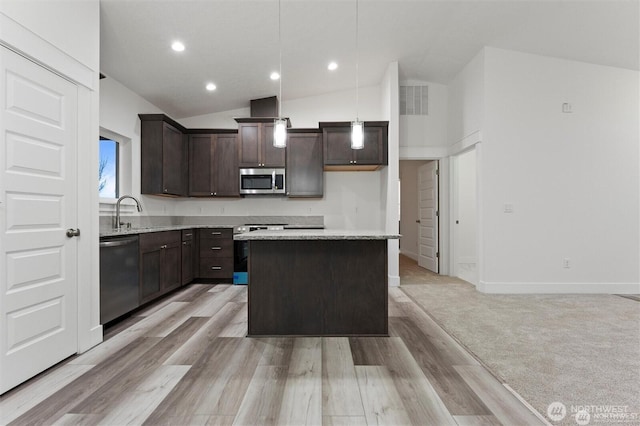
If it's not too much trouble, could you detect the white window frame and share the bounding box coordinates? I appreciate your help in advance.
[99,127,133,211]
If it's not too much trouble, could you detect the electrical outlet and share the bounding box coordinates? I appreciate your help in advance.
[504,203,514,213]
[562,102,573,113]
[563,258,571,269]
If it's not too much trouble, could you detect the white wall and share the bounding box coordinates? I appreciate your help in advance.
[99,76,174,216]
[101,79,386,230]
[480,47,639,293]
[453,149,477,285]
[380,62,400,286]
[0,0,99,71]
[447,49,485,148]
[399,80,448,155]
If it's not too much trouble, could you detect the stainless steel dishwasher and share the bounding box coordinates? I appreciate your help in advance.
[100,235,140,324]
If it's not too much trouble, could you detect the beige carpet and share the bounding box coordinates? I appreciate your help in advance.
[400,278,640,426]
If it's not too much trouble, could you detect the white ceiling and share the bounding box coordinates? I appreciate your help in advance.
[100,0,639,119]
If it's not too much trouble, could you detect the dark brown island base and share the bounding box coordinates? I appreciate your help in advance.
[234,229,400,337]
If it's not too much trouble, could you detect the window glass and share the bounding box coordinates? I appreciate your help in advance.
[99,137,119,198]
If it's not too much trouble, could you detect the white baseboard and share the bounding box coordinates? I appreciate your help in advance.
[478,281,640,294]
[78,324,103,353]
[388,274,400,287]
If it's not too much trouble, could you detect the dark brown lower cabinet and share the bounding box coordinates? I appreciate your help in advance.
[139,231,181,304]
[248,239,388,336]
[181,229,194,285]
[197,228,234,280]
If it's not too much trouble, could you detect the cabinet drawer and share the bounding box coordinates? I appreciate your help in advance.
[199,228,232,239]
[182,229,194,241]
[199,257,233,278]
[199,238,233,257]
[139,231,181,251]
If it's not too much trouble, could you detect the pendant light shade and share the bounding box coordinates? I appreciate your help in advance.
[273,0,286,148]
[351,0,362,150]
[274,118,287,148]
[351,120,364,149]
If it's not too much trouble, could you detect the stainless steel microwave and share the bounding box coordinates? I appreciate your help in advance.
[239,168,286,195]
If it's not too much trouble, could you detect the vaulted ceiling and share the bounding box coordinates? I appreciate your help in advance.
[100,0,639,119]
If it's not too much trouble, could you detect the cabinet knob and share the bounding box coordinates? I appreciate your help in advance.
[211,192,214,196]
[160,244,167,249]
[163,189,168,193]
[214,192,217,196]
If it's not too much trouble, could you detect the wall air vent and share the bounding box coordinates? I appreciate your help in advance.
[400,85,428,115]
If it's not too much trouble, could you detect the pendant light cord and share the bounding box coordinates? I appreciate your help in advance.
[278,0,282,118]
[355,0,359,121]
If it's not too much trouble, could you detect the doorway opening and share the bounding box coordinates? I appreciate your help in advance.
[399,160,440,283]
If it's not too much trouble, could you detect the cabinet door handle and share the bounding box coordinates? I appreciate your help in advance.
[184,233,192,237]
[211,266,222,270]
[211,247,222,250]
[160,244,167,249]
[211,232,222,235]
[183,241,188,245]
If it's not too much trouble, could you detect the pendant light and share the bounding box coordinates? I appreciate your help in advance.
[273,0,287,148]
[351,0,364,150]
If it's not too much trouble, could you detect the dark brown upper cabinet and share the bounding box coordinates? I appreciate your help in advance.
[286,131,323,198]
[189,132,240,197]
[321,121,389,171]
[235,118,286,168]
[139,114,188,196]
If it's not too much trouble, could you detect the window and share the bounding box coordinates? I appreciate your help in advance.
[99,136,119,198]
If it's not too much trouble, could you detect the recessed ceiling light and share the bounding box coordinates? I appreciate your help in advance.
[206,83,216,91]
[328,61,338,71]
[171,41,185,52]
[270,71,280,80]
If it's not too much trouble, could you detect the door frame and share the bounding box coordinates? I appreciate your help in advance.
[1,12,102,357]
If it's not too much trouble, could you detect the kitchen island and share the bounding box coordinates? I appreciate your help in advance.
[234,229,399,336]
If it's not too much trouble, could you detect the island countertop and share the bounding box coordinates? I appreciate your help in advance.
[234,229,400,241]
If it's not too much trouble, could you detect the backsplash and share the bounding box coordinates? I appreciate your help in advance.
[99,215,324,233]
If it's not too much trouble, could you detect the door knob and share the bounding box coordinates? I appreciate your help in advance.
[66,228,81,238]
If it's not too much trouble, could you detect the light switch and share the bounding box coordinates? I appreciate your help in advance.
[504,203,514,213]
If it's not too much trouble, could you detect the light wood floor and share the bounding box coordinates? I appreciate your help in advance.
[1,284,545,426]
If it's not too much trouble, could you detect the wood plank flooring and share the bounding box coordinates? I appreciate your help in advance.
[0,283,545,425]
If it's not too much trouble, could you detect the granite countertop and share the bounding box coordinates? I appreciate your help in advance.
[233,229,400,240]
[99,224,326,238]
[100,224,236,238]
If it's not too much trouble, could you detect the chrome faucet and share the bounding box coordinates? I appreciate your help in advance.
[115,195,143,230]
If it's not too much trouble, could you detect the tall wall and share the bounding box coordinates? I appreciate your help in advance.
[453,148,477,285]
[398,80,448,158]
[480,47,639,292]
[447,50,485,148]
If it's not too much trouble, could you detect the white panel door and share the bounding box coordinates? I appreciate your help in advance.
[418,161,438,273]
[0,47,78,394]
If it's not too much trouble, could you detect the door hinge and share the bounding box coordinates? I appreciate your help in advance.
[436,252,439,258]
[435,169,439,176]
[436,210,439,217]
